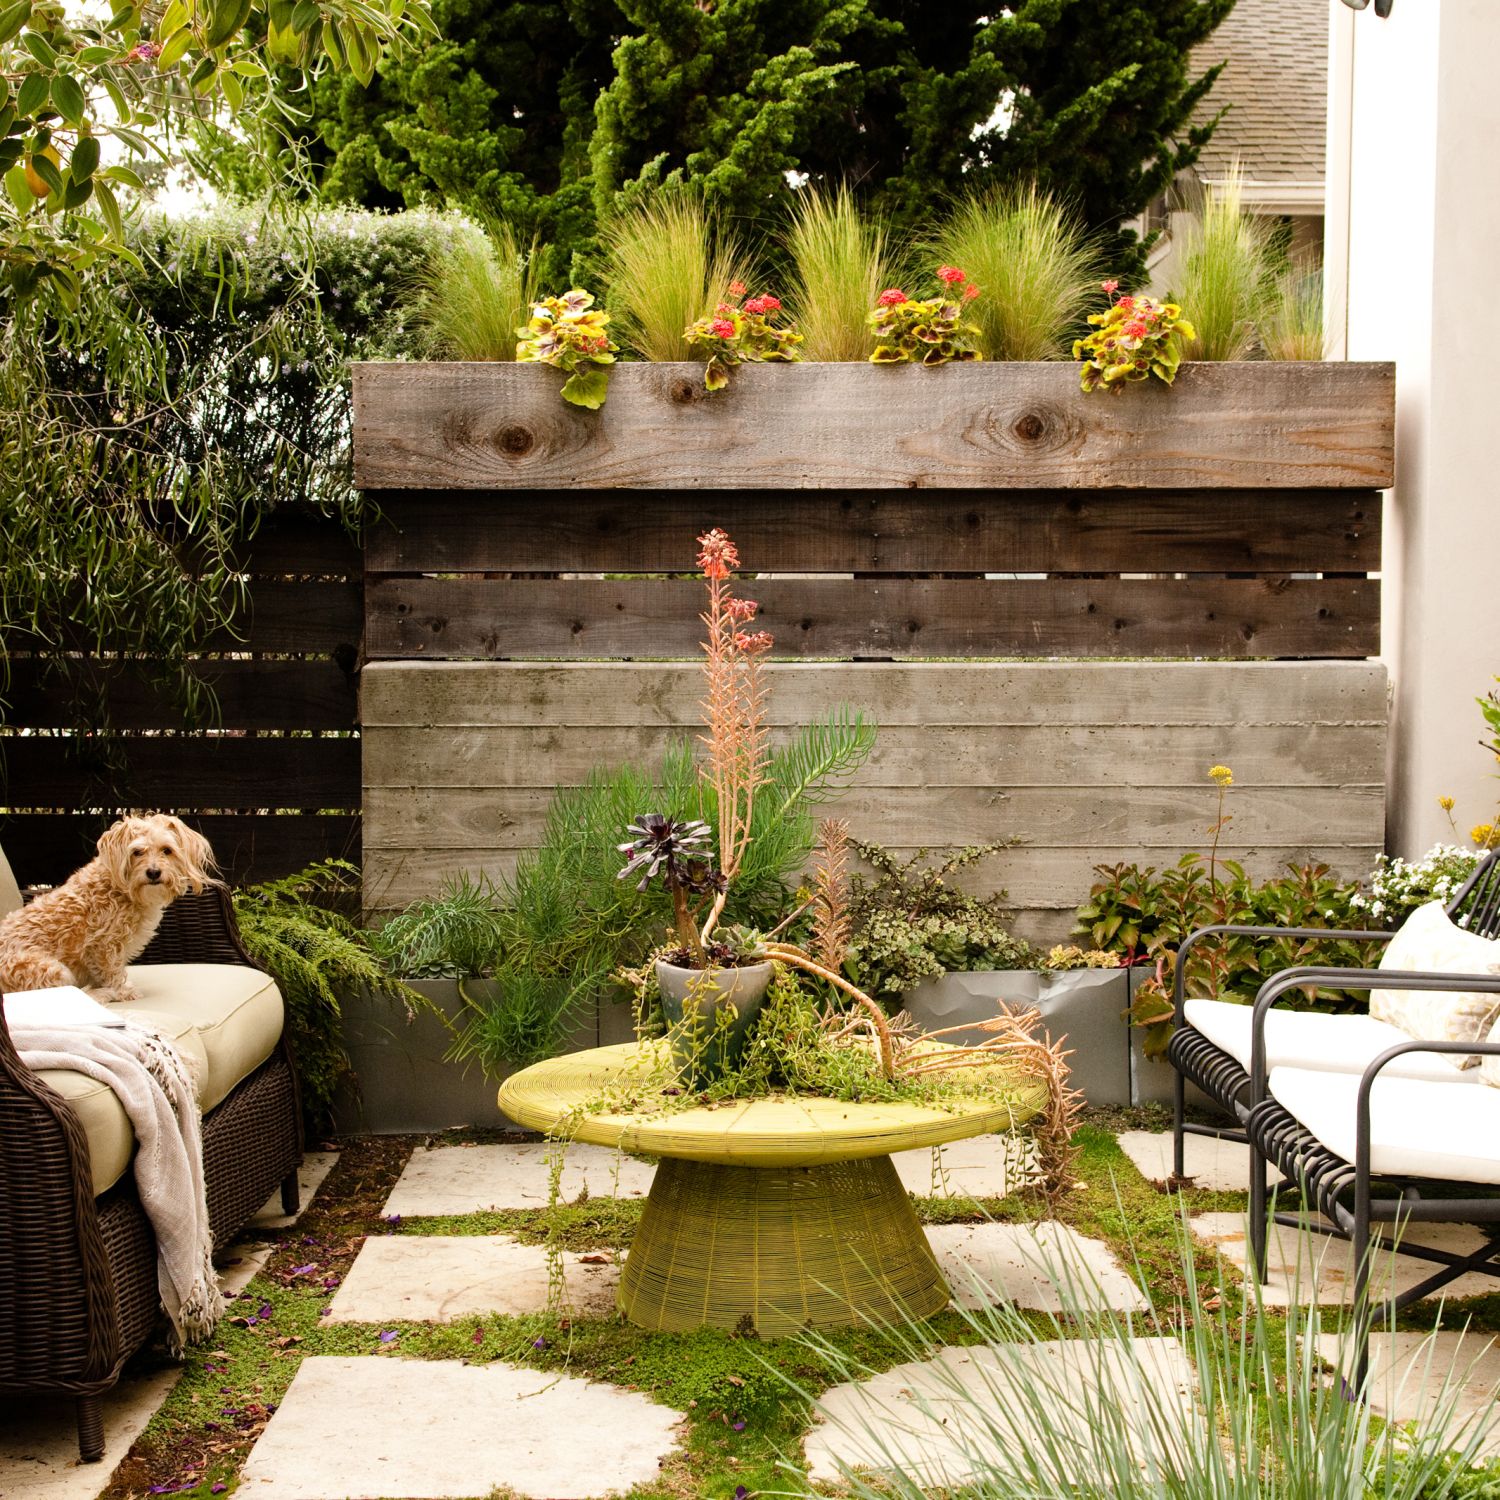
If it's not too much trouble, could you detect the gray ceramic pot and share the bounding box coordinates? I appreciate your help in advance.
[655,958,775,1084]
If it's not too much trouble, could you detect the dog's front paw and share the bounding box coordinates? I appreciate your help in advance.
[88,983,139,1006]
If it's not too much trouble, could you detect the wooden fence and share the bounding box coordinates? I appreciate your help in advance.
[354,360,1394,934]
[0,514,363,888]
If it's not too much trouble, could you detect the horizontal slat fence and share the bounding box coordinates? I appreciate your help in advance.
[0,513,363,888]
[355,360,1393,932]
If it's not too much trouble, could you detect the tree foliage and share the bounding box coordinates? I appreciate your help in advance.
[304,0,1234,282]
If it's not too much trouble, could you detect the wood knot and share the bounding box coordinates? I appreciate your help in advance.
[670,379,698,404]
[1013,412,1047,443]
[497,424,534,457]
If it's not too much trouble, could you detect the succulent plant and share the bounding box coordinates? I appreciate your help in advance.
[617,813,723,959]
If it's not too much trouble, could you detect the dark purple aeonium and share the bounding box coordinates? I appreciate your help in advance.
[616,813,725,963]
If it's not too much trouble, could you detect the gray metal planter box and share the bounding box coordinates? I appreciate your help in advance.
[1126,967,1214,1111]
[901,969,1132,1106]
[331,979,636,1134]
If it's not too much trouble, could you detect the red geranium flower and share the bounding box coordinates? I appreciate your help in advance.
[961,283,980,302]
[877,288,907,308]
[743,296,768,315]
[936,265,966,285]
[710,318,736,338]
[758,294,782,312]
[1101,279,1120,294]
[727,280,747,298]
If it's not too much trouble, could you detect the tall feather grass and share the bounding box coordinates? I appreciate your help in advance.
[786,1199,1500,1498]
[1170,167,1274,362]
[931,186,1098,361]
[601,196,753,362]
[1262,261,1327,361]
[411,218,535,361]
[786,185,895,362]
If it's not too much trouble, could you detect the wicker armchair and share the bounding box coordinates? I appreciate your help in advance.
[0,886,303,1462]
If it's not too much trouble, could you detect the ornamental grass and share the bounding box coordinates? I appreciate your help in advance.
[786,185,899,361]
[932,185,1099,361]
[1261,259,1327,361]
[1170,166,1274,362]
[601,196,754,362]
[411,217,536,361]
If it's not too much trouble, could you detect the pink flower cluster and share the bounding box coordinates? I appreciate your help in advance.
[696,528,739,580]
[743,294,781,315]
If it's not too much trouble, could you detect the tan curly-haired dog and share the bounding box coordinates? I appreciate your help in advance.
[0,815,216,1003]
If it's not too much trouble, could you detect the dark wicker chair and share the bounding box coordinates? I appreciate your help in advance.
[0,886,303,1461]
[1168,849,1500,1173]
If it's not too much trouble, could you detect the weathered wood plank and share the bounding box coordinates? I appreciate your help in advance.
[227,514,362,577]
[365,488,1381,575]
[2,735,361,808]
[352,361,1396,491]
[362,723,1386,790]
[362,784,1385,851]
[365,576,1379,660]
[1,813,360,888]
[200,582,363,653]
[359,660,1389,728]
[4,659,358,731]
[363,844,1384,918]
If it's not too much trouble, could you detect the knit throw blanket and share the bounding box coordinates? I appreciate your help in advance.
[12,1016,224,1348]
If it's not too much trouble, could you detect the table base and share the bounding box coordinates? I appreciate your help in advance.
[618,1153,949,1336]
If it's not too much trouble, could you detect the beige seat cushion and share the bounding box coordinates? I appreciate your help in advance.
[31,1005,210,1196]
[118,964,283,1111]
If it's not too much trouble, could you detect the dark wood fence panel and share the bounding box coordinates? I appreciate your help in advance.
[1,512,363,889]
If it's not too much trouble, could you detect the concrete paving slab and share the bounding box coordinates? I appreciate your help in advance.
[382,1142,654,1217]
[1192,1212,1500,1306]
[893,1135,1035,1199]
[926,1222,1149,1313]
[805,1337,1198,1487]
[1117,1130,1271,1191]
[328,1235,619,1323]
[237,1355,682,1499]
[1313,1330,1500,1458]
[251,1152,339,1230]
[217,1241,274,1296]
[0,1369,180,1500]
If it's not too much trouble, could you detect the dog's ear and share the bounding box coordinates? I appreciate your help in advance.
[162,816,218,893]
[95,818,140,882]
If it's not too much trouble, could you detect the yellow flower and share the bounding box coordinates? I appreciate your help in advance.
[1439,796,1456,812]
[1472,824,1500,850]
[1209,765,1233,788]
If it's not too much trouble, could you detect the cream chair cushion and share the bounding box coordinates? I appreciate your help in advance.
[31,1005,208,1196]
[118,964,283,1111]
[1271,1065,1500,1185]
[1184,997,1474,1084]
[0,844,21,918]
[1369,901,1500,1066]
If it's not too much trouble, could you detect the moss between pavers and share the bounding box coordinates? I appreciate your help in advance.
[99,1123,1500,1500]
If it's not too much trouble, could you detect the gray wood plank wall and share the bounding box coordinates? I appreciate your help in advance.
[362,660,1388,941]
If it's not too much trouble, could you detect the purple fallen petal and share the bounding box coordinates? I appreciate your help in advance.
[212,1485,228,1494]
[732,1420,746,1432]
[290,1264,316,1276]
[378,1330,398,1343]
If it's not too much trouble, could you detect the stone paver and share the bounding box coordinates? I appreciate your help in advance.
[250,1151,339,1230]
[217,1241,273,1296]
[0,1371,181,1500]
[805,1337,1198,1487]
[328,1235,619,1322]
[1313,1330,1500,1458]
[892,1135,1035,1199]
[382,1142,655,1217]
[238,1356,682,1499]
[1192,1212,1500,1306]
[1117,1129,1271,1191]
[926,1222,1148,1313]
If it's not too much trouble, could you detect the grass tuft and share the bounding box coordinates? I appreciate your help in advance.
[601,196,753,362]
[411,218,536,362]
[932,185,1099,361]
[1169,165,1274,362]
[785,185,895,361]
[1261,259,1326,361]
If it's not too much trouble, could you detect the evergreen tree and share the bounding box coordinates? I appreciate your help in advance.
[305,0,1234,281]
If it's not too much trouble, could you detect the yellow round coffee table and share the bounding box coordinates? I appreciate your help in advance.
[499,1041,1044,1336]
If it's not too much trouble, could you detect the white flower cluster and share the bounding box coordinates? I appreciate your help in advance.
[1349,843,1482,925]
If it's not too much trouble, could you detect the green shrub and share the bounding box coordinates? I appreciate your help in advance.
[371,872,508,979]
[844,844,1035,1002]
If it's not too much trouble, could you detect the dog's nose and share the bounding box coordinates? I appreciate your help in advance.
[146,867,162,882]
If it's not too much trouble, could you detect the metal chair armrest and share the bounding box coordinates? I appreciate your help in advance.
[1172,925,1393,1026]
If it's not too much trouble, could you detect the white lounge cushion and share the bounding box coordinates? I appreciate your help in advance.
[1370,901,1500,1066]
[1270,1065,1500,1185]
[1183,998,1473,1084]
